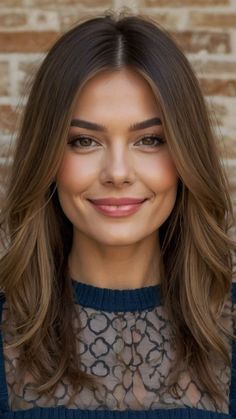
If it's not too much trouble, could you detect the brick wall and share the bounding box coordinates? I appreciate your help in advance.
[0,0,236,238]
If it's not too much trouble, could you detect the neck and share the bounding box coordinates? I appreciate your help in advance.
[68,230,163,289]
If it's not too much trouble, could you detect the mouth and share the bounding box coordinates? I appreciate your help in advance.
[87,198,149,217]
[87,198,148,205]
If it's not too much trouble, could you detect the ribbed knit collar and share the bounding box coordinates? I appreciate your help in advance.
[71,278,161,312]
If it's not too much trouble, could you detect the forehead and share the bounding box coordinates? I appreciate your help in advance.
[71,68,160,120]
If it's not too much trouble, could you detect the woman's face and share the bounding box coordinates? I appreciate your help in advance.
[56,68,179,246]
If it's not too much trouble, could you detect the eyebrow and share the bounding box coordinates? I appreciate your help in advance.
[70,117,162,132]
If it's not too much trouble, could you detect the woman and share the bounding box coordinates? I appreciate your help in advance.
[0,10,235,418]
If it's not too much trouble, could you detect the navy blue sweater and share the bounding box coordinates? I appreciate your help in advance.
[0,279,235,419]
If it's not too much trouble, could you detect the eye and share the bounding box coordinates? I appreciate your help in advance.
[136,134,165,148]
[67,134,166,150]
[67,135,99,149]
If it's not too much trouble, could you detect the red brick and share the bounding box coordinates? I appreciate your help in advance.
[218,136,236,160]
[191,60,236,75]
[0,105,20,135]
[149,12,180,30]
[18,60,42,96]
[0,139,14,160]
[58,11,90,31]
[199,79,236,97]
[0,62,10,96]
[27,0,110,5]
[172,31,230,54]
[141,0,229,6]
[0,0,24,5]
[0,31,59,53]
[190,12,236,29]
[208,101,228,127]
[60,10,180,32]
[0,13,27,29]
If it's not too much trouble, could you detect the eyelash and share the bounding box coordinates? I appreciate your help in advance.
[67,134,165,150]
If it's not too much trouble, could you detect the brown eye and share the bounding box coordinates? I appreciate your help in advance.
[68,135,98,149]
[137,135,165,147]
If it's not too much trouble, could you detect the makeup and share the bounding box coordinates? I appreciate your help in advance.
[87,200,147,217]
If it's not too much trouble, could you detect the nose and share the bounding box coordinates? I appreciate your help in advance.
[99,142,135,186]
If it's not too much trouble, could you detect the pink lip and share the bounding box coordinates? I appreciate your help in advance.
[87,199,148,217]
[88,197,147,205]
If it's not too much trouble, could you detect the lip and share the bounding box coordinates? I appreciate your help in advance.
[87,197,147,205]
[87,198,148,217]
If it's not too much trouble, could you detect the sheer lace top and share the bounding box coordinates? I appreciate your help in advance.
[0,279,235,418]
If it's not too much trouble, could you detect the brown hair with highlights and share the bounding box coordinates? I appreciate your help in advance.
[0,10,236,403]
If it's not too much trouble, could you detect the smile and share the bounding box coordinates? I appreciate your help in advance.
[87,200,148,217]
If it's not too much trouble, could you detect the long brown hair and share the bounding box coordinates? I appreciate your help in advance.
[0,10,235,402]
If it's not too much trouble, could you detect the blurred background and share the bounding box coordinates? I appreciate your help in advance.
[0,0,235,239]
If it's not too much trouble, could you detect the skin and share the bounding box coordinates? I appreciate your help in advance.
[56,68,179,289]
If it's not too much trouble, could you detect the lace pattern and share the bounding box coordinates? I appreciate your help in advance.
[1,298,232,412]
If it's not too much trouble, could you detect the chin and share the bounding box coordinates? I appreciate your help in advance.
[94,235,141,246]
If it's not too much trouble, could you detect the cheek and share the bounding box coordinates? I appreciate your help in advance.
[56,150,178,193]
[141,152,178,191]
[56,154,97,191]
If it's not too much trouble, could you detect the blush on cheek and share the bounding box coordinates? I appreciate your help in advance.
[143,158,178,191]
[56,154,96,188]
[162,163,179,186]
